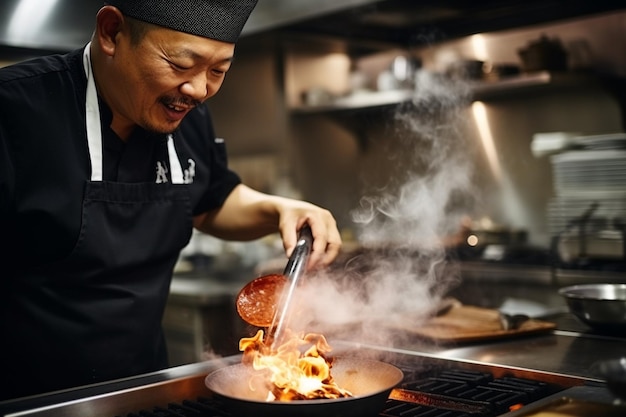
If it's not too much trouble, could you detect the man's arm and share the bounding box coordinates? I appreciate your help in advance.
[193,184,342,269]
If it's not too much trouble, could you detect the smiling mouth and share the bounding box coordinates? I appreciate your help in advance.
[160,97,201,122]
[163,96,201,112]
[166,103,189,113]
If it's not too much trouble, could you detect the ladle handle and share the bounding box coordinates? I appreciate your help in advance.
[282,225,313,279]
[267,225,313,349]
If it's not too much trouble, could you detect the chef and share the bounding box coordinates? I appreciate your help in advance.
[0,0,342,401]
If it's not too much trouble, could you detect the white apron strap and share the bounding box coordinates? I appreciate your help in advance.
[82,43,103,181]
[167,134,184,184]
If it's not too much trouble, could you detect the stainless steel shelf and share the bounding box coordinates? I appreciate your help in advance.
[291,89,414,114]
[290,71,600,114]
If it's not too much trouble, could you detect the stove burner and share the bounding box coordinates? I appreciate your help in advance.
[115,366,562,417]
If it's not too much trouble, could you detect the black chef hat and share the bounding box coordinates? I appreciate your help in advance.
[104,0,258,43]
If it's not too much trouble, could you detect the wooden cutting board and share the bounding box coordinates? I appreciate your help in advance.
[391,304,556,343]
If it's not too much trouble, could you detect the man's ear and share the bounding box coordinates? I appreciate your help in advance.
[94,6,125,57]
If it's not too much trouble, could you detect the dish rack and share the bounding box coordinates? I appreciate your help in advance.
[547,137,626,263]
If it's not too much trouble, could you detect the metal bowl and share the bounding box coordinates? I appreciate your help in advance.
[558,284,626,331]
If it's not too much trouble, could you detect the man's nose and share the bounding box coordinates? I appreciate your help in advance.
[180,73,209,101]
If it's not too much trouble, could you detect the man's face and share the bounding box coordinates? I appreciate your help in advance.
[107,22,235,135]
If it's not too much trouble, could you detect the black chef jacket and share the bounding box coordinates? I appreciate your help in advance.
[0,47,241,399]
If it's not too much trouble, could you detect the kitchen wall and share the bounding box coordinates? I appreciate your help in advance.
[209,9,626,249]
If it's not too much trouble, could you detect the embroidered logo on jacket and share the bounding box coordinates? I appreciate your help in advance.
[184,159,196,184]
[156,161,169,183]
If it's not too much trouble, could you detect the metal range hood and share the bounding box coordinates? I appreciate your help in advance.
[243,0,383,36]
[0,0,102,52]
[0,0,623,52]
[0,0,382,52]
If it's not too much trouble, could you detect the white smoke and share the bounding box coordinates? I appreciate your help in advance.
[288,70,478,347]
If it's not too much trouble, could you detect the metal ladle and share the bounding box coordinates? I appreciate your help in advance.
[236,226,313,346]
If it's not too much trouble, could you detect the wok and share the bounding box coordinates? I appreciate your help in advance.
[558,283,626,331]
[205,357,403,417]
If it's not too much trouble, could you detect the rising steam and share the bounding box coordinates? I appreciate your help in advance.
[292,70,478,347]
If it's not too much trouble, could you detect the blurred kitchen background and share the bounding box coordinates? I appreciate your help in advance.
[2,0,626,364]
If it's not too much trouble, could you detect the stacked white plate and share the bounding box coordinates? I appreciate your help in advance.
[551,149,626,198]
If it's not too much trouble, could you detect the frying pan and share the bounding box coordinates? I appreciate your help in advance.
[205,357,403,417]
[558,283,626,331]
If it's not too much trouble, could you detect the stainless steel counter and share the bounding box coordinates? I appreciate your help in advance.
[438,263,625,382]
[168,275,242,305]
[163,276,248,364]
[333,311,624,382]
[403,331,622,381]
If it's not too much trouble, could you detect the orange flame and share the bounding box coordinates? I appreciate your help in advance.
[239,329,352,401]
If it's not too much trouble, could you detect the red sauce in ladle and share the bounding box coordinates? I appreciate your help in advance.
[236,273,288,328]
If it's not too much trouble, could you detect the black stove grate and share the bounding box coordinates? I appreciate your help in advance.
[116,367,559,417]
[122,398,229,417]
[381,400,475,417]
[387,368,553,417]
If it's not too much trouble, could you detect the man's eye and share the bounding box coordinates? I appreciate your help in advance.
[169,61,190,70]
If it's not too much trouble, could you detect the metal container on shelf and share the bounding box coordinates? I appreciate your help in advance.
[518,34,568,72]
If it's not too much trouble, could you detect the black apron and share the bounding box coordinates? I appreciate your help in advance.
[2,44,192,399]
